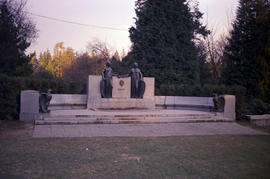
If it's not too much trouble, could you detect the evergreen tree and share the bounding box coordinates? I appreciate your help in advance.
[222,0,270,101]
[0,0,37,76]
[128,0,209,87]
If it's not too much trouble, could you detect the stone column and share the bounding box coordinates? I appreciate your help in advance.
[223,95,236,120]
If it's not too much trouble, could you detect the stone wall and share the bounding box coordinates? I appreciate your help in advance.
[20,90,40,122]
[20,90,236,121]
[49,94,87,110]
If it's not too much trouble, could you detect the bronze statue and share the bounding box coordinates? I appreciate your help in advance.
[119,62,145,98]
[213,93,225,112]
[100,61,145,99]
[39,89,52,113]
[130,63,145,98]
[100,61,116,98]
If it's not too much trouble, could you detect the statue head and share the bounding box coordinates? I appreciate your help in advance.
[133,62,138,68]
[106,61,111,67]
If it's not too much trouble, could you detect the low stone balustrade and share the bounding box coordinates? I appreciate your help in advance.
[155,96,214,110]
[49,94,87,110]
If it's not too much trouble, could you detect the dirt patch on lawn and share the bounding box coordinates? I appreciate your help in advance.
[121,154,141,162]
[0,120,34,138]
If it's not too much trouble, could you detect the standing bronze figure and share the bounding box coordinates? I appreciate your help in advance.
[129,62,145,98]
[100,61,115,98]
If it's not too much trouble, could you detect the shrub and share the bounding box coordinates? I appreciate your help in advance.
[0,74,84,120]
[158,84,247,118]
[243,98,270,115]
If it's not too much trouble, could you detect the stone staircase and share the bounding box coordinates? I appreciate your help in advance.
[35,109,233,125]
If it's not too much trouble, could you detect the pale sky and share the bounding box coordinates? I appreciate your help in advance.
[26,0,239,55]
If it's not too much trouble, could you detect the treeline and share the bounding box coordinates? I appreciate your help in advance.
[30,41,129,85]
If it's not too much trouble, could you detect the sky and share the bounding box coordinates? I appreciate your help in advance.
[25,0,239,55]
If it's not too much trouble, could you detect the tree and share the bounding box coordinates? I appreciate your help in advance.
[87,39,111,62]
[121,49,127,60]
[63,52,105,84]
[128,0,209,87]
[0,0,37,76]
[38,50,52,71]
[222,0,270,101]
[199,32,228,85]
[44,42,75,78]
[62,47,76,79]
[30,52,38,72]
[113,50,120,61]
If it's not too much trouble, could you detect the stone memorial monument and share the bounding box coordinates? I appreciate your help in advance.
[19,61,236,123]
[87,62,155,110]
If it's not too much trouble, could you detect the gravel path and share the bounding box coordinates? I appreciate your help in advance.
[33,122,268,138]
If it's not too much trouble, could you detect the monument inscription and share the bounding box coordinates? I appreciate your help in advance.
[112,77,131,98]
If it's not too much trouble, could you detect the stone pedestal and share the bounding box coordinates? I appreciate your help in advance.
[87,75,155,110]
[112,77,131,98]
[20,90,40,122]
[223,95,236,120]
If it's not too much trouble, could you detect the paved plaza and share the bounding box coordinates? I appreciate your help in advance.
[33,122,268,138]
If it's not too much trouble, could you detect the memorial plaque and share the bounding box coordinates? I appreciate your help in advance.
[112,77,130,98]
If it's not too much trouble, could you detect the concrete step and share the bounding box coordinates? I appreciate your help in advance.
[46,109,215,117]
[36,109,231,125]
[43,114,215,120]
[42,113,223,122]
[36,116,232,125]
[43,112,217,119]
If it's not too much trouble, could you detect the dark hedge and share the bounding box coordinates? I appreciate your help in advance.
[0,74,85,120]
[157,84,247,118]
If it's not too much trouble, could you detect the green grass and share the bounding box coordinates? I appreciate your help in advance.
[1,135,270,178]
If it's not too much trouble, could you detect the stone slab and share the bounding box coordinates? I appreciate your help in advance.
[49,94,87,110]
[248,114,270,126]
[143,77,155,99]
[90,98,155,110]
[87,75,101,100]
[112,77,130,98]
[50,94,87,105]
[20,90,40,122]
[46,109,214,117]
[157,96,214,107]
[223,95,236,120]
[33,122,268,138]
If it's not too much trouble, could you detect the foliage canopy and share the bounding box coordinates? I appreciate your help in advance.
[128,0,209,87]
[0,0,37,76]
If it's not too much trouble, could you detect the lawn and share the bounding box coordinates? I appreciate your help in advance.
[0,121,270,178]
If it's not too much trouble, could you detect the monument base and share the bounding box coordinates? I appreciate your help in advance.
[88,98,155,110]
[87,75,155,110]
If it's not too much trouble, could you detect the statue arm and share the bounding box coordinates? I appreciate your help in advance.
[139,71,143,81]
[101,69,105,80]
[112,72,119,77]
[118,71,131,78]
